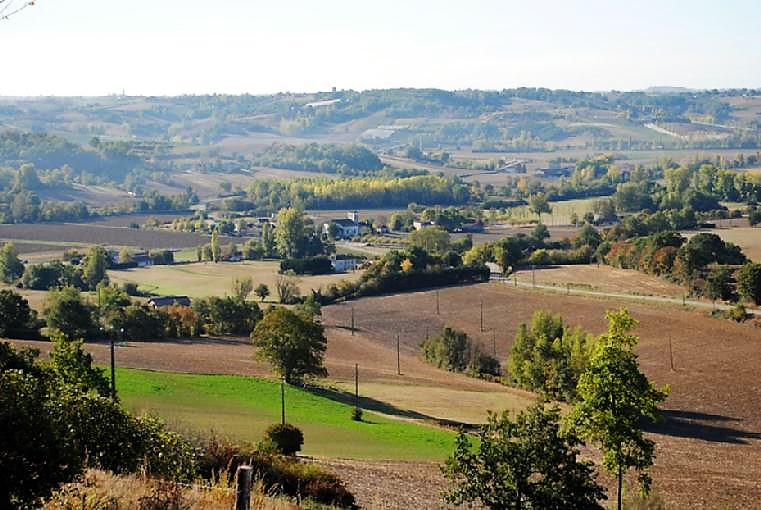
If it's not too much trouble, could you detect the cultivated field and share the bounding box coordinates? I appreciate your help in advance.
[0,223,217,252]
[108,260,362,298]
[511,264,687,298]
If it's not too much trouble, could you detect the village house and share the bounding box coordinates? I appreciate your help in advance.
[147,295,191,309]
[323,210,362,239]
[331,254,361,273]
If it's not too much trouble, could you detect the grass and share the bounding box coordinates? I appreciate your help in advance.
[503,197,604,226]
[108,260,361,298]
[117,368,458,461]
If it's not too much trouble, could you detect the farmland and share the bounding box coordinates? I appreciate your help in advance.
[108,260,361,298]
[0,223,218,252]
[12,278,761,508]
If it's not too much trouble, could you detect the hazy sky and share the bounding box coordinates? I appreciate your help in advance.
[3,0,760,96]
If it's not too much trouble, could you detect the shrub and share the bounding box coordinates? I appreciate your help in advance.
[421,327,500,378]
[264,423,304,456]
[280,256,333,275]
[351,407,363,422]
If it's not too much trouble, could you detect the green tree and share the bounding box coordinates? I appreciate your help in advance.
[407,226,451,254]
[48,331,110,396]
[255,283,270,302]
[0,289,38,338]
[0,243,24,283]
[275,207,306,258]
[261,222,275,256]
[211,229,221,263]
[443,403,606,510]
[705,266,733,303]
[82,245,110,290]
[529,193,552,222]
[567,309,668,510]
[251,307,327,383]
[737,262,761,305]
[43,287,97,340]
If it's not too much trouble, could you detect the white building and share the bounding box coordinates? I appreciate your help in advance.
[323,211,361,239]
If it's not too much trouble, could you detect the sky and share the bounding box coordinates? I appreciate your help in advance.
[2,0,761,96]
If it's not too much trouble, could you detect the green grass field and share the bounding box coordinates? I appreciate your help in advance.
[117,368,457,461]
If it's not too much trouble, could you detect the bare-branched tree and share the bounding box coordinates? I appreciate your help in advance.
[0,0,34,21]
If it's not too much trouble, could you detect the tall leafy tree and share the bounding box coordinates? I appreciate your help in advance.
[43,286,97,340]
[567,309,668,510]
[528,193,552,222]
[0,289,38,338]
[0,242,24,283]
[737,262,761,305]
[275,207,306,258]
[82,245,110,290]
[251,307,327,383]
[443,403,606,509]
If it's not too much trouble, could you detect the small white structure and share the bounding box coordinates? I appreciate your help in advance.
[331,255,360,272]
[412,220,435,230]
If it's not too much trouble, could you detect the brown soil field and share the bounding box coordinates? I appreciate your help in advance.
[76,212,193,227]
[512,264,687,298]
[0,223,221,250]
[12,283,761,508]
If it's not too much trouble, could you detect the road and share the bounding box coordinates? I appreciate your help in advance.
[493,274,761,316]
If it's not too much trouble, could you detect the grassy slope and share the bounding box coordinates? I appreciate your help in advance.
[117,368,456,461]
[107,260,360,298]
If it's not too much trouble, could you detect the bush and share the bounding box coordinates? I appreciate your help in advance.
[351,407,363,422]
[280,256,333,275]
[421,326,501,378]
[264,423,304,456]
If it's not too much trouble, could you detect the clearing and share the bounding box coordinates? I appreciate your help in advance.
[108,260,362,298]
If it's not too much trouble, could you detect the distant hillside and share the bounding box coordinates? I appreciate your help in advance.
[2,88,761,155]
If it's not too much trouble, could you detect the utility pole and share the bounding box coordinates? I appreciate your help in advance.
[354,363,359,407]
[492,330,497,358]
[280,377,286,425]
[110,333,116,400]
[396,332,401,375]
[435,289,440,315]
[351,306,355,335]
[532,265,536,288]
[668,337,675,371]
[480,299,484,332]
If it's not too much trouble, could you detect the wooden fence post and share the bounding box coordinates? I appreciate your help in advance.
[236,465,253,510]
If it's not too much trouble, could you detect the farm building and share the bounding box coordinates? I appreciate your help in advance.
[323,211,363,239]
[536,166,573,178]
[412,220,435,230]
[148,295,191,308]
[331,254,360,272]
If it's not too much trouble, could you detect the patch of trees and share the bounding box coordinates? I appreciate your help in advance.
[247,174,473,210]
[258,142,383,175]
[421,326,500,377]
[507,311,596,401]
[0,131,143,183]
[280,255,333,275]
[605,232,746,293]
[445,309,668,510]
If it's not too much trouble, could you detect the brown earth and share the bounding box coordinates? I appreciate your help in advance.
[0,223,240,250]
